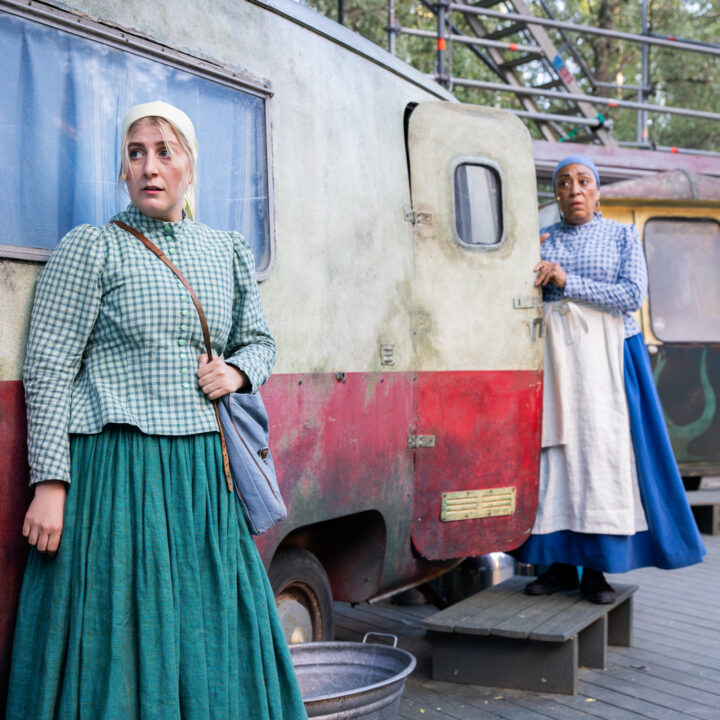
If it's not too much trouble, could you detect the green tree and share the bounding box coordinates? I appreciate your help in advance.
[304,0,720,151]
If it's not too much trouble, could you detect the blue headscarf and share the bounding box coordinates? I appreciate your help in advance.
[552,154,600,189]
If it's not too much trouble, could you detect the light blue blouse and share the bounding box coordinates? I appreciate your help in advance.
[540,214,647,338]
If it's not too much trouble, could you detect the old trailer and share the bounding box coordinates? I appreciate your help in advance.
[0,0,544,706]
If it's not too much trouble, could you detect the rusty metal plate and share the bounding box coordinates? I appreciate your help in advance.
[440,487,517,522]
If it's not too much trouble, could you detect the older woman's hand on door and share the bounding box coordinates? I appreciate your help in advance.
[534,260,567,289]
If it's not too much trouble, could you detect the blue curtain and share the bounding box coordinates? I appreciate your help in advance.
[0,12,270,271]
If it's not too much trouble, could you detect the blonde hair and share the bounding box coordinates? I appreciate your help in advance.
[118,116,197,216]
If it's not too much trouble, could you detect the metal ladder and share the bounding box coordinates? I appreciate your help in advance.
[437,0,616,145]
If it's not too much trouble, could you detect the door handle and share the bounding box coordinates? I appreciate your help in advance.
[530,317,544,341]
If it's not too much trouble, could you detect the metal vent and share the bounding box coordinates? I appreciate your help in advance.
[440,487,516,522]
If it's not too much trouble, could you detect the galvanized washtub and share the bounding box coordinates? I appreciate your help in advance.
[289,633,416,720]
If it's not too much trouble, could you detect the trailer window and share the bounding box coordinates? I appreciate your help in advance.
[0,10,273,276]
[454,164,503,247]
[644,218,720,342]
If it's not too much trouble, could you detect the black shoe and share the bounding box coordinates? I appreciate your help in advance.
[580,569,616,604]
[525,563,579,596]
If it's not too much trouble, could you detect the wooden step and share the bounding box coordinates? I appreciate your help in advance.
[422,576,637,695]
[686,489,720,505]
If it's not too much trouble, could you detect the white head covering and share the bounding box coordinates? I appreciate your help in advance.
[120,101,198,220]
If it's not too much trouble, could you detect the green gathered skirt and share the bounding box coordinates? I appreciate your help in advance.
[7,426,307,720]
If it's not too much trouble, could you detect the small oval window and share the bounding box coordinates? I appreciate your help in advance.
[454,163,503,247]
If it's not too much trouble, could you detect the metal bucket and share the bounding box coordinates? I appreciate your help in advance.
[289,632,417,720]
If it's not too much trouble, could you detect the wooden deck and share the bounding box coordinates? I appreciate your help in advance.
[334,533,720,720]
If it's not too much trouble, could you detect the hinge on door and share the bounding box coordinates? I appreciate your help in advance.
[404,209,433,226]
[513,296,542,309]
[408,435,436,448]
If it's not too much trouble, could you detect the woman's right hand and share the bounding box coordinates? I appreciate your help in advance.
[23,481,67,555]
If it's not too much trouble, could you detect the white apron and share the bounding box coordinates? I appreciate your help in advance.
[533,300,648,535]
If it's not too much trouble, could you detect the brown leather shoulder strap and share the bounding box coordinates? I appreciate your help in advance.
[111,220,213,361]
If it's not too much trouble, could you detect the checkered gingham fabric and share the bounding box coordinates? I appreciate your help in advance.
[540,214,647,338]
[24,204,275,484]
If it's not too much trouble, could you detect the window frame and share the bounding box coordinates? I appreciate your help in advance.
[644,215,720,343]
[450,156,507,252]
[0,0,277,280]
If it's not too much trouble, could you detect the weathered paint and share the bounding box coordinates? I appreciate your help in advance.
[0,382,32,708]
[0,261,39,382]
[409,103,543,373]
[601,170,720,201]
[413,370,542,560]
[534,140,720,184]
[256,369,541,597]
[0,369,539,606]
[255,370,416,601]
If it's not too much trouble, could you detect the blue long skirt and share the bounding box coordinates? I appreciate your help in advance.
[6,426,307,720]
[517,333,706,573]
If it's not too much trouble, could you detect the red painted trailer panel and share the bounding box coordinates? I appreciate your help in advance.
[256,371,418,600]
[412,370,542,560]
[0,368,542,692]
[0,382,33,710]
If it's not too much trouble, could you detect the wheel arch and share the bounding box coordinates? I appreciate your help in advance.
[273,509,387,603]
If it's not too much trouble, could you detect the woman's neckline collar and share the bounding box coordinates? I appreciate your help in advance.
[560,211,601,231]
[124,204,188,231]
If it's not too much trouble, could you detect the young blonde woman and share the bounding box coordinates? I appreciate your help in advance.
[7,101,307,720]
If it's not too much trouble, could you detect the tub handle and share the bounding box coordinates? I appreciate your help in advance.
[362,632,398,647]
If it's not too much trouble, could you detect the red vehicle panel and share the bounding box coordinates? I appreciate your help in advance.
[412,370,542,560]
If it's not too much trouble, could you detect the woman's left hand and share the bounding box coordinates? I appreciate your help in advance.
[197,354,248,399]
[534,260,567,289]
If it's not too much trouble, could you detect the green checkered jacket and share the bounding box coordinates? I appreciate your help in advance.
[24,205,276,485]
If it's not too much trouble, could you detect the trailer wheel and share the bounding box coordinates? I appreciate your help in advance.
[269,547,335,643]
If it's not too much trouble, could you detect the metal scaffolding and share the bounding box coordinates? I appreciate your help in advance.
[382,0,720,154]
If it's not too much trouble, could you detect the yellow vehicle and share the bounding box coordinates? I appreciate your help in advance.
[601,170,720,486]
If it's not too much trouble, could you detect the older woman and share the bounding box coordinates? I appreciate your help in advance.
[7,102,307,719]
[519,154,705,604]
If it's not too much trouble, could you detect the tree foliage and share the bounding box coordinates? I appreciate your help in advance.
[304,0,720,151]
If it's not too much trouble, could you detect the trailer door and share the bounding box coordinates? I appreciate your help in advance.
[407,102,543,560]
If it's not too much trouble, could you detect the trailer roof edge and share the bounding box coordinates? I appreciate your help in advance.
[248,0,456,102]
